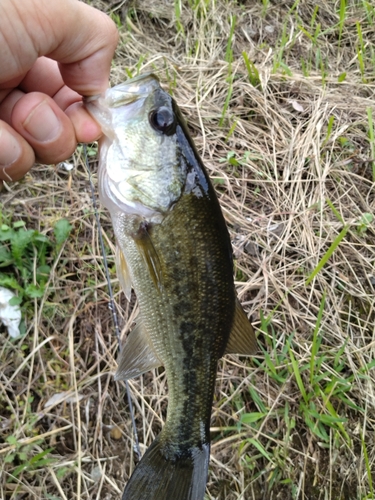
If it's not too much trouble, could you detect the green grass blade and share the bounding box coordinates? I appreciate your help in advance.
[326,198,344,224]
[247,438,273,462]
[289,349,308,403]
[225,15,236,64]
[322,115,335,146]
[248,386,267,414]
[241,412,267,425]
[361,429,374,495]
[242,52,262,89]
[338,0,346,44]
[219,77,233,127]
[367,107,375,181]
[305,225,349,286]
[310,291,325,384]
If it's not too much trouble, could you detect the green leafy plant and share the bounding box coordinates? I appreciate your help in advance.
[219,151,252,167]
[356,212,374,234]
[0,217,72,310]
[242,52,262,90]
[4,435,55,479]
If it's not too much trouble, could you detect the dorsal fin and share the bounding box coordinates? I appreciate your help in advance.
[115,318,163,380]
[225,299,257,355]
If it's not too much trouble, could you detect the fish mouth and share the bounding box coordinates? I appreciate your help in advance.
[83,73,161,131]
[84,73,160,110]
[83,94,101,103]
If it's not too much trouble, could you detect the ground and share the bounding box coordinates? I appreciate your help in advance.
[0,1,374,499]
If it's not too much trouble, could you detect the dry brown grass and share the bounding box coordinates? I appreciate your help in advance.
[1,1,375,499]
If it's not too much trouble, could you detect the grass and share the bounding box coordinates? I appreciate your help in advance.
[367,107,375,182]
[1,0,375,499]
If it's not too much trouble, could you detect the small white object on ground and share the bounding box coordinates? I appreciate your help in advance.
[0,286,21,338]
[44,391,84,408]
[290,100,304,112]
[58,161,74,172]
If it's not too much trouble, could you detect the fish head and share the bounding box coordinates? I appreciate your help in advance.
[85,74,186,219]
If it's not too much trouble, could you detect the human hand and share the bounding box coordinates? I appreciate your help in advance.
[0,0,118,187]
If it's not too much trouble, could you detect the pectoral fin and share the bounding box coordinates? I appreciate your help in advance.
[225,299,258,355]
[115,244,132,301]
[115,319,163,380]
[132,222,163,291]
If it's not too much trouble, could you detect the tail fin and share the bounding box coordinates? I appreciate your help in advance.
[122,434,210,500]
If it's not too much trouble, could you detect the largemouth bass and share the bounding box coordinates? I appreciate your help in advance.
[85,74,257,500]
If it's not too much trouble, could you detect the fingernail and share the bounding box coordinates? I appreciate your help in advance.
[0,128,21,168]
[23,101,61,142]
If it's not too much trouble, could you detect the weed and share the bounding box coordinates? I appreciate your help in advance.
[338,0,346,44]
[242,52,262,90]
[356,21,367,83]
[219,151,250,167]
[110,11,122,28]
[4,436,55,480]
[305,224,349,286]
[219,76,233,128]
[367,107,375,181]
[261,0,269,17]
[225,14,236,70]
[322,116,335,147]
[0,216,72,313]
[273,21,289,74]
[174,0,184,35]
[356,213,374,234]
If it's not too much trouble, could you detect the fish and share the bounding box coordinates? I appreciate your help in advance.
[84,73,257,500]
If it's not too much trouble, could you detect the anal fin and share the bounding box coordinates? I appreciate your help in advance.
[115,319,163,380]
[225,299,258,355]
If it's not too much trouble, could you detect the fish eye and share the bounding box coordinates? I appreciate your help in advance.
[149,106,176,135]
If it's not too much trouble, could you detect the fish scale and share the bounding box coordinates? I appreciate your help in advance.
[84,73,257,500]
[114,186,234,450]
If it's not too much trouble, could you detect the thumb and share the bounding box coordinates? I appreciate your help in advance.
[1,0,118,96]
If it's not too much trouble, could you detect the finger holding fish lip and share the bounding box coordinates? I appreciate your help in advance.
[0,0,118,184]
[6,92,77,166]
[0,91,102,184]
[0,122,35,185]
[13,57,102,142]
